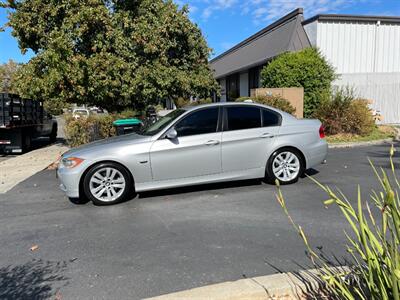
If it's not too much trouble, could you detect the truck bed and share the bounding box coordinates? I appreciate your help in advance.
[0,93,46,128]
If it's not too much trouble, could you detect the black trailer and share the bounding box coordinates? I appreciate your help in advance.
[0,93,57,154]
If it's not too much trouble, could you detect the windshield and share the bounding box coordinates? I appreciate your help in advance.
[140,109,186,136]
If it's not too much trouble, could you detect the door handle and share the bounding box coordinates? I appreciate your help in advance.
[204,140,220,146]
[260,133,274,139]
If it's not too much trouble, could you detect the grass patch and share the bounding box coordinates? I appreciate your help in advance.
[326,125,397,144]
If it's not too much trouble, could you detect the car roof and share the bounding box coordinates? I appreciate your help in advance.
[183,101,281,113]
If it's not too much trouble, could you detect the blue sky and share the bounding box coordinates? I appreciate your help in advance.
[1,0,400,64]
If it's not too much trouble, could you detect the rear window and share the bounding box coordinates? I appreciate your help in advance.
[226,106,261,131]
[262,109,281,127]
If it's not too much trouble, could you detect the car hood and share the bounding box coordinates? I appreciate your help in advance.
[63,133,151,158]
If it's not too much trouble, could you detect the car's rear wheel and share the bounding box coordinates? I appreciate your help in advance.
[266,148,304,185]
[83,162,132,205]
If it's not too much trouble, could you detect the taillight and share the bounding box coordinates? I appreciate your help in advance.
[319,125,325,139]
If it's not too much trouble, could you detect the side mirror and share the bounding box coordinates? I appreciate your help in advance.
[166,128,178,139]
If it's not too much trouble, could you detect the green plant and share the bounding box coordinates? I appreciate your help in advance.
[174,97,212,108]
[96,114,116,139]
[64,115,97,147]
[4,0,218,112]
[189,98,212,106]
[174,97,190,108]
[236,95,296,115]
[260,48,336,117]
[64,113,129,146]
[277,145,400,299]
[313,88,375,136]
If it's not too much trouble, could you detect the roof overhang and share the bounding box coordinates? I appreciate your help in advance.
[210,8,311,79]
[303,13,400,26]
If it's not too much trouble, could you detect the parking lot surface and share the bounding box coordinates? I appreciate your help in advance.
[0,142,396,299]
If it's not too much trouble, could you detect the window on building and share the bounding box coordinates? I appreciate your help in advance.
[248,66,260,93]
[226,73,240,101]
[226,106,261,131]
[175,108,219,137]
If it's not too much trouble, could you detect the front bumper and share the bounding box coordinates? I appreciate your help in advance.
[57,160,91,198]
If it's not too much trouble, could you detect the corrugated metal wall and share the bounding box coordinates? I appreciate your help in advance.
[316,21,400,73]
[305,20,400,123]
[335,73,400,124]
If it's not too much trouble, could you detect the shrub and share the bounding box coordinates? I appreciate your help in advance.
[64,116,98,147]
[313,88,375,136]
[260,48,336,117]
[174,97,190,108]
[174,97,212,108]
[277,146,400,299]
[189,98,212,106]
[236,95,296,115]
[96,114,116,139]
[64,113,136,147]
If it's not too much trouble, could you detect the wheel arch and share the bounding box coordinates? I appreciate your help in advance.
[78,160,135,197]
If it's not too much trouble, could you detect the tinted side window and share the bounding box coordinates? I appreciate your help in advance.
[175,108,219,137]
[262,109,281,127]
[226,107,261,131]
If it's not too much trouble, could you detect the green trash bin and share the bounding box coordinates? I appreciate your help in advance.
[113,118,143,136]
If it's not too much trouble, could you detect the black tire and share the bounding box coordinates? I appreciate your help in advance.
[265,147,305,185]
[21,132,31,153]
[49,124,57,143]
[83,162,132,206]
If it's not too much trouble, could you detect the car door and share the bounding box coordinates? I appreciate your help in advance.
[221,106,281,173]
[150,107,222,181]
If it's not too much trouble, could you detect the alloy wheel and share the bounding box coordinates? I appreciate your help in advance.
[89,167,126,202]
[272,151,300,182]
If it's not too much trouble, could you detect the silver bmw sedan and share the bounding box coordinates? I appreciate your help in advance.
[58,102,327,205]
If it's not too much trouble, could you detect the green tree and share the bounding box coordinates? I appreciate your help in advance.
[0,59,19,93]
[1,0,218,113]
[260,48,336,117]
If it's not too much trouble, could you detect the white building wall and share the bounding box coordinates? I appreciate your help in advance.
[239,72,249,97]
[335,73,400,124]
[305,20,400,123]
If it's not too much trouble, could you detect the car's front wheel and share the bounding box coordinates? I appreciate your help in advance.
[83,162,132,205]
[266,148,304,185]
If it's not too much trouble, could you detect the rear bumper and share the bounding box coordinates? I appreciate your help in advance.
[306,140,328,169]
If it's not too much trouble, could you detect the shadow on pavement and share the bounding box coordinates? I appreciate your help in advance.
[138,179,264,199]
[0,137,66,157]
[264,247,355,300]
[0,259,69,299]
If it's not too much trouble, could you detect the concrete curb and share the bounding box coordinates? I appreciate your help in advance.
[329,127,400,149]
[329,138,395,149]
[0,143,69,194]
[146,268,345,300]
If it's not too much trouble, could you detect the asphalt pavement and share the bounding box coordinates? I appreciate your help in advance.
[0,142,397,299]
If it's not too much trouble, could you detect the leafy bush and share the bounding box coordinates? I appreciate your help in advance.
[64,116,98,147]
[313,89,375,136]
[64,113,137,147]
[260,48,336,117]
[236,95,296,115]
[96,114,116,139]
[174,97,212,108]
[116,109,140,119]
[189,98,212,106]
[277,146,400,299]
[174,97,190,108]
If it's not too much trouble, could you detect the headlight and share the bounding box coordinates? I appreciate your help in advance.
[62,157,84,168]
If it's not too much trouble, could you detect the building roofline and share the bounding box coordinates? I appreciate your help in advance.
[210,8,303,63]
[303,13,400,26]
